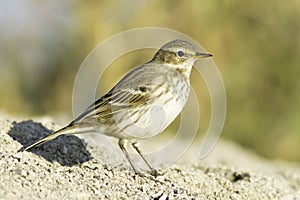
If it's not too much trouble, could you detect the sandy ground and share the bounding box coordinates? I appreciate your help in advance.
[0,115,299,199]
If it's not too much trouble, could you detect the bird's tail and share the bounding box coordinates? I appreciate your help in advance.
[19,124,92,152]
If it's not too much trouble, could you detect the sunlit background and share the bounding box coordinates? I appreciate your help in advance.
[1,0,299,161]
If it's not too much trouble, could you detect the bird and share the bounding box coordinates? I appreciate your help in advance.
[19,39,212,175]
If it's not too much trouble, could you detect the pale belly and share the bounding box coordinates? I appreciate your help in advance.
[109,81,190,139]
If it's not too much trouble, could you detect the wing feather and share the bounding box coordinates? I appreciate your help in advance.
[71,86,152,124]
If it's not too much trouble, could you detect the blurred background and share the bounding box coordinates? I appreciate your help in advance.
[0,0,299,161]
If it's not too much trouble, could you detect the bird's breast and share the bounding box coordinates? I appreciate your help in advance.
[114,75,190,139]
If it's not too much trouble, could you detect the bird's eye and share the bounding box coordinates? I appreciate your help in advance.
[177,50,184,57]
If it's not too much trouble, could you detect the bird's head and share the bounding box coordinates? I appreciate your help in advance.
[151,39,212,78]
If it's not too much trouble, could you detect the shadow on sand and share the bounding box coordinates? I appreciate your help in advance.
[8,120,92,166]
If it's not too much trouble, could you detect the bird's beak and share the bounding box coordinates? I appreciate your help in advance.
[194,52,213,58]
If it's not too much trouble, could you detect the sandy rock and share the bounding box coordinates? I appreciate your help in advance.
[0,117,299,199]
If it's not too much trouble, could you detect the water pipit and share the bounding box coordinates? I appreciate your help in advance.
[19,39,212,175]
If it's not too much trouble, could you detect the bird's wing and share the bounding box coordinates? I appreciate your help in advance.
[71,64,167,125]
[71,85,152,124]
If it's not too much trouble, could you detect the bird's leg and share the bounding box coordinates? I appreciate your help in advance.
[131,141,158,176]
[118,139,139,174]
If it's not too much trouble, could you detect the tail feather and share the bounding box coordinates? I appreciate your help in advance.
[19,125,76,152]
